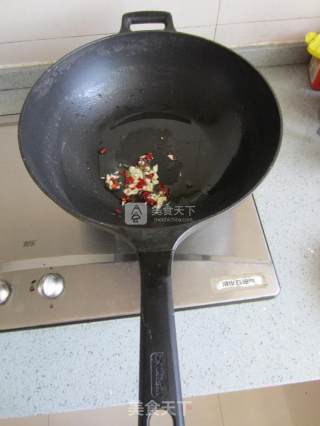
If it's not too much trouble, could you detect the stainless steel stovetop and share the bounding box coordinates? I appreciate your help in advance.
[0,117,279,331]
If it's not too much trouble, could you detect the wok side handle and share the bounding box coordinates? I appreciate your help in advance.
[138,250,185,426]
[120,11,176,33]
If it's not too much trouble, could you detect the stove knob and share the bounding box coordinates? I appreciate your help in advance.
[0,280,11,305]
[37,273,65,299]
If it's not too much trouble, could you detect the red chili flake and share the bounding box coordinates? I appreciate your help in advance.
[125,176,134,185]
[121,194,130,204]
[140,191,151,201]
[110,178,120,190]
[146,197,157,206]
[136,178,146,189]
[144,152,154,161]
[98,147,108,155]
[145,173,154,180]
[159,182,169,194]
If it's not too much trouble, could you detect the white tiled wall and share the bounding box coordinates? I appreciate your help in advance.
[215,16,320,46]
[0,0,320,66]
[0,0,219,43]
[215,0,320,46]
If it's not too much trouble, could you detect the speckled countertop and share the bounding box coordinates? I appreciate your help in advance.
[0,64,320,418]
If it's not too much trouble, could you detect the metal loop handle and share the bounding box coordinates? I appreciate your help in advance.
[120,11,176,33]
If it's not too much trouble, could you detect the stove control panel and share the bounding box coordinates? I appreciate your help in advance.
[0,259,279,331]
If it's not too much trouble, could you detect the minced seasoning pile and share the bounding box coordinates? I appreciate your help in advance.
[104,152,170,209]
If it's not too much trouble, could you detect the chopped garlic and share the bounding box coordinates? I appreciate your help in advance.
[104,152,169,208]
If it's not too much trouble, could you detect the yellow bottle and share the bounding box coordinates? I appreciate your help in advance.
[305,32,320,59]
[305,32,320,90]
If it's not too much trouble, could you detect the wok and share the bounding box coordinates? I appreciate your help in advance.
[19,11,281,426]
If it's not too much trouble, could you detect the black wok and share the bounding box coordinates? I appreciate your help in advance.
[19,11,281,426]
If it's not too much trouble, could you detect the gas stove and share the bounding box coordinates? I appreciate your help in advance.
[0,116,279,331]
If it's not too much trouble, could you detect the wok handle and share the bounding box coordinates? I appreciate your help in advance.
[138,250,185,426]
[120,11,176,33]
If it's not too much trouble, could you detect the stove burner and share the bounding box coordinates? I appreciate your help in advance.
[0,119,279,331]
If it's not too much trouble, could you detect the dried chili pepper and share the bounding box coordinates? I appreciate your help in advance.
[98,147,108,155]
